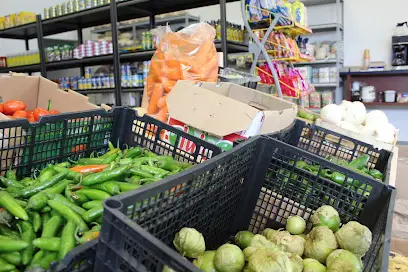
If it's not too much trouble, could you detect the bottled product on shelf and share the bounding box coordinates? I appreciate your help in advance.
[3,51,40,67]
[0,12,36,30]
[56,61,150,90]
[43,0,125,20]
[207,20,245,43]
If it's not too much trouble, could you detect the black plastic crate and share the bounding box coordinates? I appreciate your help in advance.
[0,107,221,271]
[0,107,220,177]
[268,119,394,184]
[49,239,98,272]
[95,136,396,272]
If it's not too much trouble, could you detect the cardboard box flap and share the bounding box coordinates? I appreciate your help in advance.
[0,75,40,110]
[37,77,100,112]
[261,109,297,134]
[167,81,260,137]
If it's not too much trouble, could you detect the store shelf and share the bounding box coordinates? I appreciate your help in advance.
[363,102,408,107]
[46,55,114,70]
[303,0,342,6]
[314,83,337,87]
[294,59,342,66]
[92,14,200,34]
[76,89,115,94]
[310,23,343,33]
[340,70,408,76]
[123,87,144,93]
[0,64,41,73]
[214,40,248,53]
[0,23,38,39]
[120,50,156,62]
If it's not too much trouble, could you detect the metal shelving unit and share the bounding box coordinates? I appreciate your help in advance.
[0,0,247,106]
[297,0,344,104]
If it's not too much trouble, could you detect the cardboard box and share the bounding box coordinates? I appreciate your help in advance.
[0,74,103,121]
[165,81,297,152]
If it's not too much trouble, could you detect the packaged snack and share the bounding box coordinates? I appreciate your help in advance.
[312,68,319,84]
[329,67,337,83]
[4,14,15,28]
[291,0,306,25]
[321,91,334,106]
[246,0,263,21]
[300,94,309,108]
[319,67,330,83]
[309,92,321,108]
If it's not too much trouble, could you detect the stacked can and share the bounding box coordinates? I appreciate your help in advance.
[43,8,50,19]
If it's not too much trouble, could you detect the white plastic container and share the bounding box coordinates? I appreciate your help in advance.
[385,90,397,103]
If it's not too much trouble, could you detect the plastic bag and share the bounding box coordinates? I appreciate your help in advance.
[146,23,218,122]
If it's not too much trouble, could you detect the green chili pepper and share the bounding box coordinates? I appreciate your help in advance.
[82,200,103,210]
[50,210,61,217]
[119,158,133,165]
[5,169,17,181]
[6,186,21,196]
[33,237,61,251]
[29,212,41,233]
[144,151,157,157]
[0,191,28,221]
[37,251,57,269]
[115,182,141,192]
[54,166,81,182]
[99,148,119,160]
[18,221,35,265]
[19,170,68,198]
[14,199,27,208]
[42,215,63,238]
[128,175,142,185]
[76,189,111,200]
[294,160,309,170]
[56,162,71,168]
[82,165,129,186]
[38,168,55,183]
[40,206,51,213]
[0,226,19,240]
[369,169,384,180]
[48,194,87,216]
[71,192,89,204]
[42,212,50,231]
[124,146,142,159]
[139,165,169,176]
[156,158,181,172]
[101,153,119,164]
[0,238,28,252]
[21,177,37,187]
[132,157,149,167]
[349,155,370,170]
[128,168,153,178]
[58,220,76,261]
[28,250,44,268]
[140,177,161,185]
[0,257,15,271]
[77,158,105,165]
[108,141,115,151]
[27,192,49,211]
[89,181,120,195]
[0,177,24,189]
[46,179,74,195]
[47,200,88,232]
[0,252,21,266]
[320,169,334,180]
[82,205,103,223]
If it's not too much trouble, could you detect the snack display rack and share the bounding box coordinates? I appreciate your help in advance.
[241,1,314,99]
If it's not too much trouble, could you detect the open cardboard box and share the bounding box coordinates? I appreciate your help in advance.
[0,74,105,121]
[0,74,108,173]
[165,80,297,151]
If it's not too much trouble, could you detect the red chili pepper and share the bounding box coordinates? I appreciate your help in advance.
[70,165,109,174]
[33,108,49,121]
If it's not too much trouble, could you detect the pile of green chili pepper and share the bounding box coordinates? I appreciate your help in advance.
[0,142,191,271]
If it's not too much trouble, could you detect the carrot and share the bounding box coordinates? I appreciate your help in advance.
[147,85,163,114]
[70,165,109,174]
[157,96,167,109]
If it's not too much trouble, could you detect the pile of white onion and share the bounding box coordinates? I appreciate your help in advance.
[318,101,397,144]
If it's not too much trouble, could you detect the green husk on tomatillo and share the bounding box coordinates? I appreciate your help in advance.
[303,258,327,272]
[193,251,216,272]
[235,231,255,249]
[286,216,306,235]
[246,249,293,272]
[326,249,362,272]
[213,244,245,272]
[335,221,372,257]
[287,253,303,272]
[173,227,205,258]
[262,228,278,241]
[304,226,338,264]
[310,205,341,232]
[268,230,306,256]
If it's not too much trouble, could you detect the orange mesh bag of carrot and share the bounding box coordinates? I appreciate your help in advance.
[146,23,218,122]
